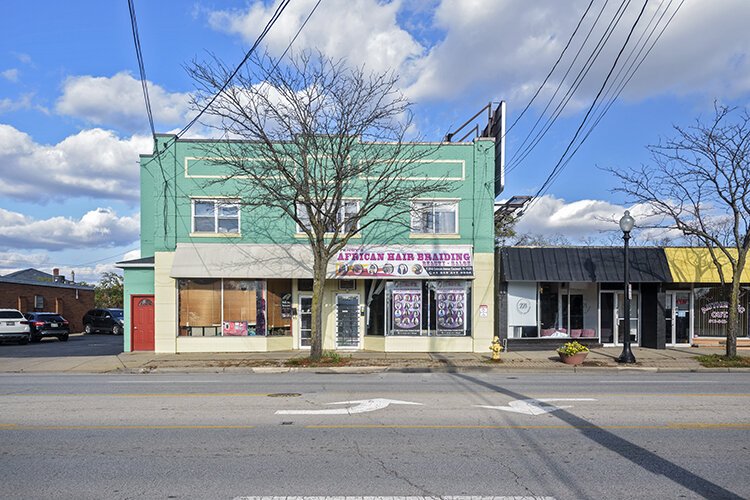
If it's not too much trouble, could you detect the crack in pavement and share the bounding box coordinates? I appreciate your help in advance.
[348,417,437,497]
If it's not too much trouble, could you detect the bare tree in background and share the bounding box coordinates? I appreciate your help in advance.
[608,105,750,357]
[187,51,451,359]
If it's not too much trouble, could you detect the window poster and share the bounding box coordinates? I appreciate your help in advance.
[223,321,248,336]
[392,281,422,334]
[436,286,467,335]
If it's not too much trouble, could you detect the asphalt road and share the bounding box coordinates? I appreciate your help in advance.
[0,332,123,358]
[0,372,748,500]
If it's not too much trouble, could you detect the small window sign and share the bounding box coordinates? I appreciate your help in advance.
[338,280,356,290]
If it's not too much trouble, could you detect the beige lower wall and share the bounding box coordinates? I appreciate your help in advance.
[384,335,473,352]
[471,252,494,353]
[363,335,386,351]
[176,335,293,353]
[154,252,177,353]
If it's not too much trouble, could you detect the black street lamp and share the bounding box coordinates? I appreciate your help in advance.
[618,210,637,364]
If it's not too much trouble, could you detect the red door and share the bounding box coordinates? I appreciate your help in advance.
[131,295,155,351]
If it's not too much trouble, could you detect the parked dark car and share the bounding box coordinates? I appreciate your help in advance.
[0,309,30,344]
[82,308,124,335]
[24,312,70,342]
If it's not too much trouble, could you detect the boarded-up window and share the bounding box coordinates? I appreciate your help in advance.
[267,279,292,336]
[178,279,221,336]
[223,280,261,335]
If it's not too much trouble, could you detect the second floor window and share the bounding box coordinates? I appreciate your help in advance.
[296,200,360,233]
[193,199,240,234]
[411,200,458,234]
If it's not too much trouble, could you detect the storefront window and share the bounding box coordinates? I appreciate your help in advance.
[385,280,471,336]
[509,282,597,339]
[223,280,264,336]
[267,279,292,336]
[365,280,386,336]
[694,287,750,338]
[178,279,221,336]
[178,278,292,337]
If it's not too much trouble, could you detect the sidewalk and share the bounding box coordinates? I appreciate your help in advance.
[1,346,746,374]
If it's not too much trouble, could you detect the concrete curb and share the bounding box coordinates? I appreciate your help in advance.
[98,364,750,375]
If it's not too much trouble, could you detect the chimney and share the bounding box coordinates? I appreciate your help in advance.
[71,270,75,283]
[53,268,59,277]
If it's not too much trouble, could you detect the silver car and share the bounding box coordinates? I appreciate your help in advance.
[0,309,31,345]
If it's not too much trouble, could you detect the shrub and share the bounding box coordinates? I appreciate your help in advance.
[557,341,589,356]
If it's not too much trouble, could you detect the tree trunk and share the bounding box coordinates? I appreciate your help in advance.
[726,276,742,358]
[309,255,327,360]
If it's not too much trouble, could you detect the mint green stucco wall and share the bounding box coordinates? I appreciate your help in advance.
[122,268,155,352]
[139,135,496,252]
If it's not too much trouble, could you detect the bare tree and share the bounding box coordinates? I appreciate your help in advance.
[607,104,750,357]
[187,51,451,359]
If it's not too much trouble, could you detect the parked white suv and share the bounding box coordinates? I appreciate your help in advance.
[0,309,31,345]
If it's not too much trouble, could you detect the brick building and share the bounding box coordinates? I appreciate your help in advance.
[0,268,95,332]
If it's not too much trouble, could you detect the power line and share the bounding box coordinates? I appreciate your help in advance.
[504,0,597,139]
[127,0,155,137]
[172,0,293,142]
[538,0,685,197]
[525,0,652,213]
[57,245,141,268]
[506,0,630,174]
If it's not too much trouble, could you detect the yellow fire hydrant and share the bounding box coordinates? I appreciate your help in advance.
[490,336,503,361]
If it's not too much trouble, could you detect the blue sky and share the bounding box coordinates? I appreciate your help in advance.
[1,0,749,282]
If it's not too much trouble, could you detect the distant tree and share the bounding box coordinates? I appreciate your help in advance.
[607,104,750,357]
[187,51,451,360]
[494,213,519,246]
[95,272,124,308]
[513,232,571,246]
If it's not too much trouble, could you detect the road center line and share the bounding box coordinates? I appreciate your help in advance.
[0,392,270,398]
[2,422,749,431]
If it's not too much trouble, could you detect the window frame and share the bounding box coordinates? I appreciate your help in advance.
[410,199,459,235]
[295,199,360,234]
[191,198,241,235]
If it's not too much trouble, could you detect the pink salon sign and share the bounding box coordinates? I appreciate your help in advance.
[334,246,473,278]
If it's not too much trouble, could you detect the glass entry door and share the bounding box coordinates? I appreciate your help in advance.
[336,294,360,348]
[666,291,691,345]
[299,294,312,349]
[600,291,639,346]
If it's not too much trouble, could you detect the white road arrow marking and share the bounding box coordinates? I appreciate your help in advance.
[476,398,597,415]
[276,398,423,415]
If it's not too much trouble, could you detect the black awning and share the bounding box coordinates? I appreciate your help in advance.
[499,247,672,283]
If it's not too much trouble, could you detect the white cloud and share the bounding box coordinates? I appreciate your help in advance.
[0,261,125,285]
[0,207,139,251]
[1,69,19,82]
[0,125,151,202]
[207,0,425,77]
[0,93,40,114]
[0,251,50,270]
[406,0,750,106]
[513,195,683,244]
[55,71,192,133]
[13,52,32,65]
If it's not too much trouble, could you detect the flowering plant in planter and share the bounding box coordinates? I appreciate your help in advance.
[557,341,589,356]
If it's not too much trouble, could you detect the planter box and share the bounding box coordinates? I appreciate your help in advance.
[558,351,588,365]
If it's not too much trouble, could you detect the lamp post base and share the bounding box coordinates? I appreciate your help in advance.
[617,344,637,364]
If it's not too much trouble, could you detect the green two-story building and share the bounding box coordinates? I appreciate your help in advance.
[118,106,505,353]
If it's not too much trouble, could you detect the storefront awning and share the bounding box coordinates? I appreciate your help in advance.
[170,243,316,278]
[499,247,672,283]
[171,243,475,280]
